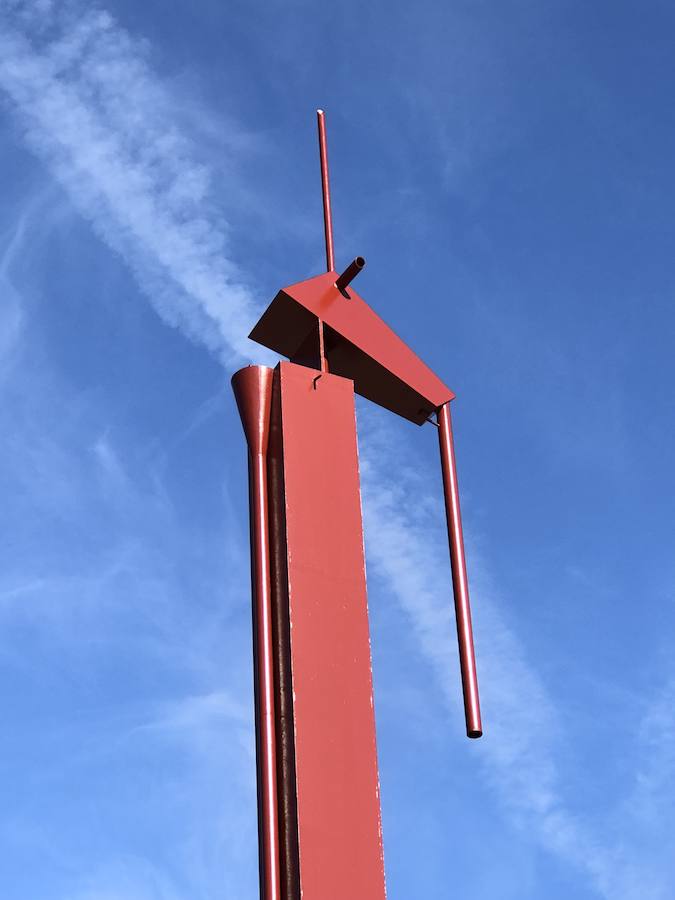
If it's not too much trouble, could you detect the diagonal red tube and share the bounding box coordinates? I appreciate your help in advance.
[232,365,281,900]
[437,401,483,739]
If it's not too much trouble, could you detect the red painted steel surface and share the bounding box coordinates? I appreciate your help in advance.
[270,361,387,899]
[231,366,282,900]
[437,401,482,739]
[267,382,301,900]
[249,271,454,424]
[316,110,335,272]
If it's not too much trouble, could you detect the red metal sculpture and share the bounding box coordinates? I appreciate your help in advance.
[232,110,482,900]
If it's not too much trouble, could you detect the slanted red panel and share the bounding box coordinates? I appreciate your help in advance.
[273,361,386,899]
[249,271,454,425]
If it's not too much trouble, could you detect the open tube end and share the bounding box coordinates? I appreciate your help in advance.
[335,257,366,295]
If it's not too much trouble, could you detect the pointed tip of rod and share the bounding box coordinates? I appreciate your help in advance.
[317,108,325,116]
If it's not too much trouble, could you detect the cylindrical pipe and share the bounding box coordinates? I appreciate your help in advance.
[335,256,365,295]
[317,109,335,273]
[437,401,483,739]
[232,365,282,900]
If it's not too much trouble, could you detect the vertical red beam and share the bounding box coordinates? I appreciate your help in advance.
[437,401,483,739]
[316,109,335,273]
[232,365,282,900]
[269,361,386,899]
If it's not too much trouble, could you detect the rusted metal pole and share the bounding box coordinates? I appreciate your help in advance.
[317,109,335,272]
[437,401,483,739]
[231,365,282,900]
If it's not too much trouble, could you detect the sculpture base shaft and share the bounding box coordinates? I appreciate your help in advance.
[268,361,386,899]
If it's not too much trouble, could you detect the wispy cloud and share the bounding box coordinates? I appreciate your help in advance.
[0,199,32,373]
[0,220,257,895]
[358,406,675,900]
[70,862,184,900]
[0,351,258,900]
[0,1,271,365]
[2,4,674,900]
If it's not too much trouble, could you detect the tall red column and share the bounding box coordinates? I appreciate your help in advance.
[232,366,282,900]
[233,361,386,899]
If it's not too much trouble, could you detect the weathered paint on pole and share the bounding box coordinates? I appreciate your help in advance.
[268,361,387,899]
[231,365,282,900]
[437,401,482,739]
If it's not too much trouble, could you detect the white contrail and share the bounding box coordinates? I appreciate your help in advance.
[0,1,268,364]
[358,409,668,900]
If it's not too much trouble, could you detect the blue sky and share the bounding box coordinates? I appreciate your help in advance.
[1,1,675,897]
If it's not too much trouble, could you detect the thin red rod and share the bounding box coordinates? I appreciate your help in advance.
[317,109,335,272]
[437,401,483,739]
[232,366,282,900]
